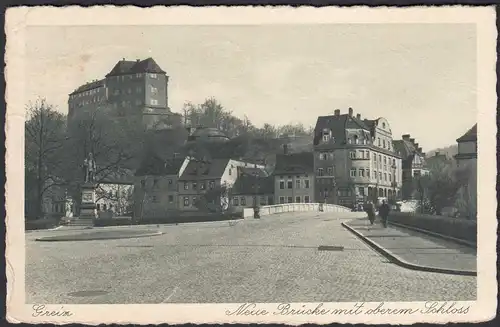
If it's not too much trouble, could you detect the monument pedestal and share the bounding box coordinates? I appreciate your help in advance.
[70,183,96,227]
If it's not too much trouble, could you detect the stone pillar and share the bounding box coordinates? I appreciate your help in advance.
[71,183,96,227]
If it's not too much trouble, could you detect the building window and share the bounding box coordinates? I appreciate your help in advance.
[321,153,328,160]
[378,138,381,146]
[373,170,377,179]
[192,182,197,190]
[153,179,158,188]
[384,173,387,181]
[304,196,310,203]
[350,151,356,159]
[367,170,370,177]
[304,179,310,188]
[279,196,285,204]
[168,195,174,203]
[229,168,232,176]
[358,187,365,196]
[383,156,387,164]
[327,167,333,176]
[350,169,356,177]
[184,182,189,190]
[103,204,107,211]
[209,181,215,189]
[322,134,329,142]
[97,204,100,211]
[287,196,293,203]
[140,180,146,188]
[241,197,246,206]
[383,140,386,148]
[359,169,364,177]
[296,180,301,189]
[354,135,359,144]
[389,173,392,182]
[152,196,158,203]
[150,73,157,78]
[295,196,301,203]
[287,180,293,189]
[373,153,377,161]
[192,197,197,206]
[200,182,206,190]
[279,180,285,189]
[233,197,239,206]
[317,168,324,176]
[150,99,158,106]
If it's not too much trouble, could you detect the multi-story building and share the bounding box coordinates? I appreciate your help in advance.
[313,108,403,207]
[177,158,265,211]
[95,169,135,218]
[134,155,190,218]
[273,148,315,205]
[393,134,429,200]
[68,57,171,129]
[454,124,477,168]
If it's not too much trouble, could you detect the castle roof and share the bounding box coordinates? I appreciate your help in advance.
[69,79,105,96]
[106,57,166,77]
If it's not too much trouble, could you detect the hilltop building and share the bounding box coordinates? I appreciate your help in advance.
[67,57,171,129]
[313,108,403,207]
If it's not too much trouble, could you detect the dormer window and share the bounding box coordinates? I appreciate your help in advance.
[322,129,331,142]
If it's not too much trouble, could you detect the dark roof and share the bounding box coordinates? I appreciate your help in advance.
[456,124,477,142]
[135,156,186,176]
[232,175,274,195]
[179,158,230,181]
[274,152,314,175]
[106,58,166,77]
[313,114,370,146]
[237,166,269,177]
[393,139,425,159]
[70,79,105,95]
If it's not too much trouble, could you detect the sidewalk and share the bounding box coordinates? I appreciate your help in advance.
[343,218,477,276]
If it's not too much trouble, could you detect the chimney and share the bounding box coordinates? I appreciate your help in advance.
[283,144,289,155]
[122,58,125,61]
[334,109,340,116]
[417,147,422,153]
[410,138,415,144]
[415,143,419,149]
[402,134,411,140]
[356,113,361,120]
[348,107,353,117]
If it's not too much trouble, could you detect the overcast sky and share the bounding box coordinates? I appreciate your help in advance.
[25,24,476,150]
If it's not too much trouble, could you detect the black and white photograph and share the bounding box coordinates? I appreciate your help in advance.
[5,5,497,325]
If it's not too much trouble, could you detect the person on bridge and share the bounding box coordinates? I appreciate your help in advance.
[379,200,391,228]
[364,201,376,225]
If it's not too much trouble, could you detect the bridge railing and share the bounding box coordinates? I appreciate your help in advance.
[242,203,364,218]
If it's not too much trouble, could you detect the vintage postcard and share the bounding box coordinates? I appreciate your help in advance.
[5,5,497,325]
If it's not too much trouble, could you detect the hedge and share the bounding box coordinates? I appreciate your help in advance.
[389,212,477,244]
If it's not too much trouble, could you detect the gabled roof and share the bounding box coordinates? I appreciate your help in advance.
[179,158,230,181]
[313,114,370,146]
[135,155,186,176]
[274,152,314,175]
[457,124,477,143]
[106,57,166,77]
[232,175,274,195]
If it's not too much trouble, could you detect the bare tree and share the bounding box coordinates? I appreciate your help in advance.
[25,98,67,219]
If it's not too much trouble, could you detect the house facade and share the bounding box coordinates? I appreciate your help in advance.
[96,169,135,218]
[393,134,430,200]
[454,124,477,168]
[313,108,403,207]
[230,167,274,213]
[273,150,315,205]
[134,156,190,218]
[177,158,265,211]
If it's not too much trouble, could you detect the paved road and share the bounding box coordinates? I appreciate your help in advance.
[26,212,476,304]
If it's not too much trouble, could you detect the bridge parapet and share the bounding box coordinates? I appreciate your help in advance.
[242,203,364,219]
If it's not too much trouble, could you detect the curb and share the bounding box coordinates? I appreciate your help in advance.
[341,222,477,277]
[35,231,164,242]
[388,221,476,248]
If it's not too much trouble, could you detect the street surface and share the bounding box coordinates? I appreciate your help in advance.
[26,212,477,304]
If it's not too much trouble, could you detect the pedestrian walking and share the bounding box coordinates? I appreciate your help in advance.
[379,200,391,228]
[363,201,376,225]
